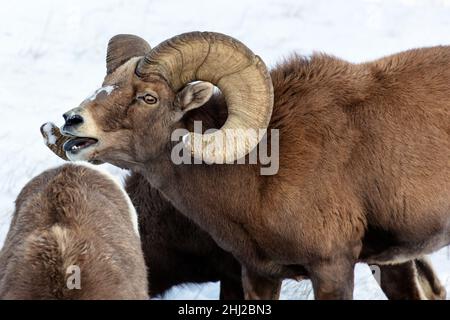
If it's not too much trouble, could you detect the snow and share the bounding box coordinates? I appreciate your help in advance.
[87,85,116,101]
[41,122,57,145]
[1,0,449,300]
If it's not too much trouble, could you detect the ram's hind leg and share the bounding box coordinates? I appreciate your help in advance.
[378,257,446,300]
[415,257,446,299]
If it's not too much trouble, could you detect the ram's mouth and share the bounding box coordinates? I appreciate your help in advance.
[63,137,98,154]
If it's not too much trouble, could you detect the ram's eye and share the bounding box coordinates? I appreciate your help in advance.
[140,94,158,104]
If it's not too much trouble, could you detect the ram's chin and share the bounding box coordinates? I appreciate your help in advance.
[66,148,95,162]
[63,136,99,162]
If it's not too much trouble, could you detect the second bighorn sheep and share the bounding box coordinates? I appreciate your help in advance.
[0,163,148,299]
[42,32,449,299]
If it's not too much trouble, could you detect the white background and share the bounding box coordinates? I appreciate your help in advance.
[0,0,449,299]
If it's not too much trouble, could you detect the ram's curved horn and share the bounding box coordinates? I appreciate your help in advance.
[136,31,273,163]
[106,34,151,74]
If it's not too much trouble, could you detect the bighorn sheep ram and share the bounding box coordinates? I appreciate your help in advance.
[0,163,148,299]
[42,32,449,299]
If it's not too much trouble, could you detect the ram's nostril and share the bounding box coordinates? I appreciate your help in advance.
[65,114,84,127]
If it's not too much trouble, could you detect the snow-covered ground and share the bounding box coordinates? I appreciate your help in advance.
[1,0,449,299]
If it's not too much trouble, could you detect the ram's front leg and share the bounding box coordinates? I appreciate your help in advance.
[219,277,245,300]
[308,257,355,300]
[241,267,282,300]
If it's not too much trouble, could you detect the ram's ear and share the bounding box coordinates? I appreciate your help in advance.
[176,82,214,113]
[106,34,151,74]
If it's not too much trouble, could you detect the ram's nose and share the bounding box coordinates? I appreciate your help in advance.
[62,112,84,128]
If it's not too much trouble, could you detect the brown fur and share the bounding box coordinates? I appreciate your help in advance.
[126,171,446,299]
[125,172,244,299]
[0,164,148,299]
[380,258,446,300]
[60,43,450,299]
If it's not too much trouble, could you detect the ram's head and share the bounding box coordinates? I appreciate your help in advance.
[41,32,273,168]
